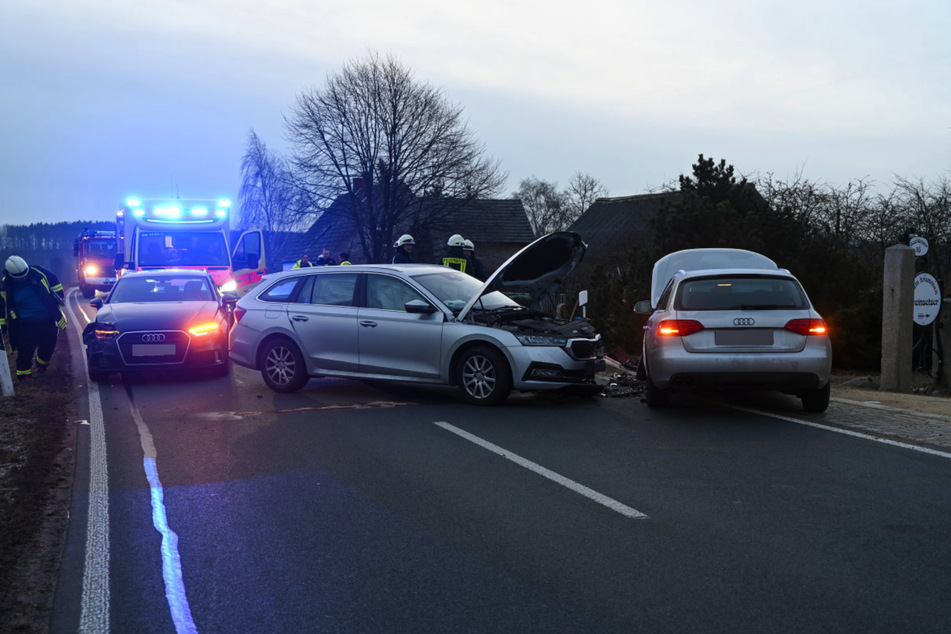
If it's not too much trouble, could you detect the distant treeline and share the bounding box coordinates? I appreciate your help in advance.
[0,221,114,286]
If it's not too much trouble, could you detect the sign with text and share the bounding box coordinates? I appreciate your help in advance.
[913,272,941,326]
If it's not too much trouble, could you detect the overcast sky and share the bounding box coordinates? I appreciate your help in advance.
[2,0,949,225]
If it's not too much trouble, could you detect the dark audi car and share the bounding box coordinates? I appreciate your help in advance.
[83,269,234,381]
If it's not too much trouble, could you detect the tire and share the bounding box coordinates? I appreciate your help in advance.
[455,345,512,406]
[81,284,95,299]
[801,382,831,412]
[88,368,109,382]
[259,338,309,393]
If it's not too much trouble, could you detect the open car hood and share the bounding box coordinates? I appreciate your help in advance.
[458,232,587,321]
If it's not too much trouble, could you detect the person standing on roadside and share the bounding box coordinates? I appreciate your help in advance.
[440,234,468,273]
[339,253,352,265]
[0,256,67,381]
[463,239,486,281]
[392,235,415,264]
[292,253,315,268]
[315,248,337,266]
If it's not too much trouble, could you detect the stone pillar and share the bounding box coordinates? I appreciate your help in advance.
[880,245,915,392]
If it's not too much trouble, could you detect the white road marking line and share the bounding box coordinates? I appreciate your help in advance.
[831,396,951,421]
[729,405,951,460]
[67,289,110,632]
[129,406,197,634]
[434,421,649,519]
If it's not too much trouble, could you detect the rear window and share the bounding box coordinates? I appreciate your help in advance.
[675,276,808,311]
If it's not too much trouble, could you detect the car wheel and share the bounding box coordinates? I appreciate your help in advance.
[456,345,512,406]
[801,382,830,412]
[644,378,669,407]
[260,338,309,393]
[88,368,110,382]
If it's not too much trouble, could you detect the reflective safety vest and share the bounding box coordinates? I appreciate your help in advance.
[442,256,467,272]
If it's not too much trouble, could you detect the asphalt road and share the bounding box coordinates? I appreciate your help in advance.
[53,292,951,633]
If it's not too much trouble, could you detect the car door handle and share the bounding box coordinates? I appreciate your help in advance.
[360,321,378,328]
[291,315,308,322]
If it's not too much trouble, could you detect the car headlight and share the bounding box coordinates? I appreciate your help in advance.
[94,328,119,340]
[189,323,221,337]
[84,264,100,276]
[515,333,568,347]
[219,279,237,293]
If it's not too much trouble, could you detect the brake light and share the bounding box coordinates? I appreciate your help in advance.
[657,319,704,337]
[784,318,828,336]
[233,307,247,323]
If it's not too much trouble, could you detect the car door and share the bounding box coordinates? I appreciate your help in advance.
[287,271,360,372]
[357,273,444,378]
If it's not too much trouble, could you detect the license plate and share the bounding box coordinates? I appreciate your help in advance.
[715,329,773,345]
[132,343,176,357]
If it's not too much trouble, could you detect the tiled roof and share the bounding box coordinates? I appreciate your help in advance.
[568,192,679,261]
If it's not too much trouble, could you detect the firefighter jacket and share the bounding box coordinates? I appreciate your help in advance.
[0,265,68,345]
[440,246,468,273]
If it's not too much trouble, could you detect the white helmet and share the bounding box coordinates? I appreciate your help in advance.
[463,239,474,250]
[395,234,415,247]
[4,255,28,278]
[447,234,466,247]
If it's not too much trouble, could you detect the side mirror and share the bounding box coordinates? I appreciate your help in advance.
[113,254,125,269]
[633,300,653,315]
[90,297,104,309]
[405,299,438,314]
[220,290,238,307]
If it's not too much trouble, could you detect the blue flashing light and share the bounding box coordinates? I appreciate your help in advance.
[214,208,227,218]
[217,199,231,208]
[132,208,146,217]
[154,205,183,219]
[126,198,141,207]
[190,206,209,217]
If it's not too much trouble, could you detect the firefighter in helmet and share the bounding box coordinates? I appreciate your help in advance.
[0,256,68,381]
[441,234,467,272]
[392,234,415,264]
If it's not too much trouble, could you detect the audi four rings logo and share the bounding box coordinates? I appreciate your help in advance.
[733,318,755,326]
[141,333,166,343]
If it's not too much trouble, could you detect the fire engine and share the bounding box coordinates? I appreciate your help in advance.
[73,228,118,298]
[115,198,266,294]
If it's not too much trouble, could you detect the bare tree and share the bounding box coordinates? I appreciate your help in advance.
[285,53,505,263]
[513,177,566,236]
[238,130,311,272]
[564,172,608,219]
[514,173,608,236]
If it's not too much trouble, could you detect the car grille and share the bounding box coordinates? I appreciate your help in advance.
[117,330,190,365]
[568,338,601,359]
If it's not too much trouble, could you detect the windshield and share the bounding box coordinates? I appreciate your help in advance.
[411,270,520,312]
[138,231,230,267]
[675,275,808,311]
[87,239,116,258]
[110,276,214,303]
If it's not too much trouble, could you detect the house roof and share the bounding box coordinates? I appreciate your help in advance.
[568,192,679,263]
[269,197,534,267]
[422,198,535,245]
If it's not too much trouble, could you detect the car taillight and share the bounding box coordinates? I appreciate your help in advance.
[233,307,247,323]
[657,319,704,337]
[784,318,828,336]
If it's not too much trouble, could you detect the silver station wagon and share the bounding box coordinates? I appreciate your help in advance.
[635,248,832,411]
[229,232,605,405]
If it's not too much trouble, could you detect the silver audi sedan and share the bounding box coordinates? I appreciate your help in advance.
[229,232,604,405]
[635,248,832,411]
